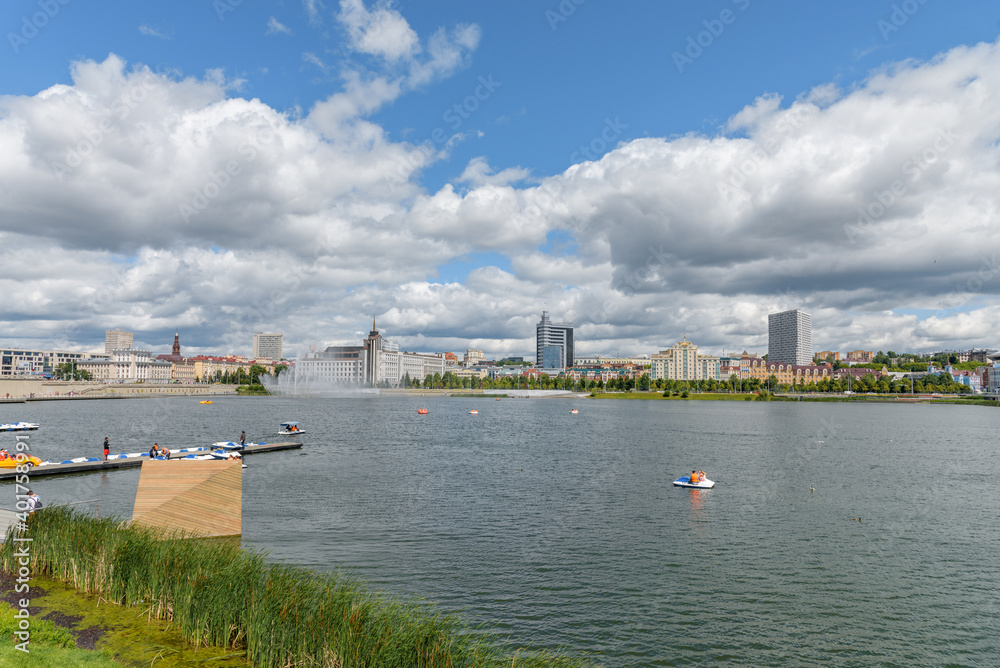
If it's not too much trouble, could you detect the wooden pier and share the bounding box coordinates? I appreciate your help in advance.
[0,441,303,480]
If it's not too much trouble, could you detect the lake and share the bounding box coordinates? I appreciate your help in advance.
[4,395,998,666]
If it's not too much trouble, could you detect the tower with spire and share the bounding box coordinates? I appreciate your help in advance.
[172,331,180,356]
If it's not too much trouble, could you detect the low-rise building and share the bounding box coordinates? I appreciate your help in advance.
[574,355,651,367]
[651,338,720,381]
[78,349,171,383]
[741,354,831,385]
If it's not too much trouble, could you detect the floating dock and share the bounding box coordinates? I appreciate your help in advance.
[0,441,303,480]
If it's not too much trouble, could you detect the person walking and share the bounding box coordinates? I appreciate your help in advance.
[26,490,42,514]
[103,437,110,462]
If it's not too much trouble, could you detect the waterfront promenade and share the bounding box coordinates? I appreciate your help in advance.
[0,378,238,401]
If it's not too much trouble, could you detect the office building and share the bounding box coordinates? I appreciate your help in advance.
[105,329,134,354]
[294,321,444,387]
[536,311,574,370]
[252,332,284,360]
[0,348,96,377]
[768,309,812,365]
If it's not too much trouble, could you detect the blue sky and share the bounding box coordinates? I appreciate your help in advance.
[6,0,998,186]
[2,1,1000,357]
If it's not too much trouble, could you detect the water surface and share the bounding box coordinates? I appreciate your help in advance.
[4,396,998,666]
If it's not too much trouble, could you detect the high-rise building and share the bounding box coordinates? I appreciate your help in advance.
[536,311,574,369]
[105,329,134,354]
[252,332,283,360]
[768,309,812,365]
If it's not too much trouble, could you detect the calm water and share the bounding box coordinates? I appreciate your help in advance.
[3,396,999,666]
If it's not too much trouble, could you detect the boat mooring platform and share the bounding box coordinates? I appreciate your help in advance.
[0,441,303,480]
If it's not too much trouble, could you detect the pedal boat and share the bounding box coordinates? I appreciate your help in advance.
[672,475,715,489]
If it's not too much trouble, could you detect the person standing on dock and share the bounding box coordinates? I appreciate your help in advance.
[240,430,246,446]
[103,437,110,462]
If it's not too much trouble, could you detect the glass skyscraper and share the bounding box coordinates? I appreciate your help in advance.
[536,311,574,369]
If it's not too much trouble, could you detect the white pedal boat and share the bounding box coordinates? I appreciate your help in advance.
[278,422,304,436]
[673,475,715,489]
[181,450,246,468]
[0,422,40,432]
[211,441,262,450]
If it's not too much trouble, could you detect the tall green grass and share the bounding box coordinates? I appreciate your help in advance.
[2,508,584,667]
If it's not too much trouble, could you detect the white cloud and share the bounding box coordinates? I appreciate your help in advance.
[303,0,323,25]
[458,157,531,187]
[338,0,420,62]
[138,25,171,40]
[266,17,293,36]
[3,39,1000,358]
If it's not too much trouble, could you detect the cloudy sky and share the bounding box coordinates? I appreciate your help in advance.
[1,1,999,360]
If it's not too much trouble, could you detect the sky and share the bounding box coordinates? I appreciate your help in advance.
[1,0,999,360]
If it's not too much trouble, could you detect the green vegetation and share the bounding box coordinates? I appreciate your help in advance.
[53,361,92,381]
[236,383,269,395]
[2,508,586,668]
[0,600,118,667]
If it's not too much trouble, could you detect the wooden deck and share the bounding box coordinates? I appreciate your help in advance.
[132,460,242,538]
[0,441,303,480]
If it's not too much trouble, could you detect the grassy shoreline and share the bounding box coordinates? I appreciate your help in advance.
[2,508,585,667]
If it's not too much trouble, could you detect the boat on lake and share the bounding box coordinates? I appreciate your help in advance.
[571,409,579,414]
[199,400,213,404]
[278,422,304,435]
[0,422,40,432]
[0,455,42,468]
[212,440,263,450]
[673,474,715,489]
[469,409,478,414]
[417,408,428,415]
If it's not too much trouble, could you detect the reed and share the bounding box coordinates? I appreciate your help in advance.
[2,508,584,667]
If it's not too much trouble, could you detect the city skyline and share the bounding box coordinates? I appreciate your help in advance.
[2,3,999,359]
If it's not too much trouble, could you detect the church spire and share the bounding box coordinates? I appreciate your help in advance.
[172,331,180,356]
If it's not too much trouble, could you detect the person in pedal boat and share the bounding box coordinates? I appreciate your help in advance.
[690,470,700,483]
